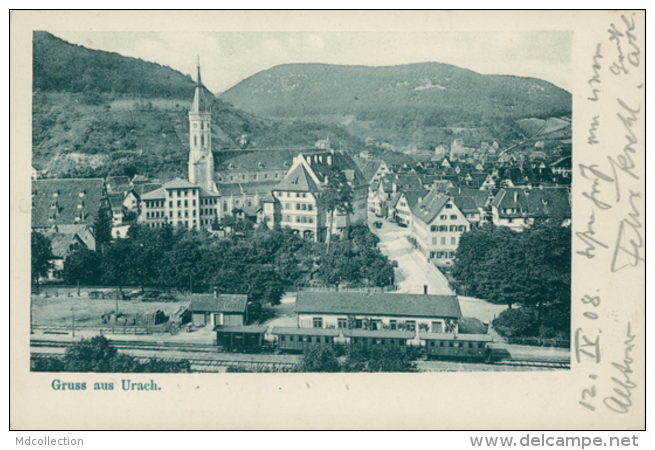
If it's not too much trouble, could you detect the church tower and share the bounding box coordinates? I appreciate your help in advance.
[188,61,217,192]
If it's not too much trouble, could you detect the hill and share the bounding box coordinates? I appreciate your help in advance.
[31,33,367,180]
[33,31,198,99]
[220,62,572,149]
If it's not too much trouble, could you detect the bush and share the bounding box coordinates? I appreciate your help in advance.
[492,308,536,338]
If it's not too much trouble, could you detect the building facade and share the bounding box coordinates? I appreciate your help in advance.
[411,191,472,266]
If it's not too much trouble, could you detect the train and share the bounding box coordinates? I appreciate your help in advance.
[213,325,570,366]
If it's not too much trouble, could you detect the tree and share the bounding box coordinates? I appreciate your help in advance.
[321,167,354,252]
[101,239,133,293]
[31,231,54,292]
[62,248,102,285]
[342,343,417,372]
[296,344,341,372]
[93,202,113,251]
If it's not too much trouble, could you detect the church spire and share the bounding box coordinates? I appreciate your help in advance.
[196,56,202,87]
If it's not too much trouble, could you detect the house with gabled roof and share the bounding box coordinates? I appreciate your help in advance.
[388,189,428,226]
[490,186,571,231]
[270,150,368,241]
[295,291,462,334]
[360,159,391,185]
[188,293,249,327]
[410,191,472,266]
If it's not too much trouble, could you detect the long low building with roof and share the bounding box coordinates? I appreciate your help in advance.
[294,291,462,334]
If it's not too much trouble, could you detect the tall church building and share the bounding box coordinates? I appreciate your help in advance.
[188,63,217,193]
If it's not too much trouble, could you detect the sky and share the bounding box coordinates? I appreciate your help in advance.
[51,31,572,94]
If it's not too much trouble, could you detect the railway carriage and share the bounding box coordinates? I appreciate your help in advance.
[213,325,268,352]
[271,327,341,352]
[343,329,415,349]
[420,332,492,361]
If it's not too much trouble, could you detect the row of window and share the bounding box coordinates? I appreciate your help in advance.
[312,318,444,332]
[432,236,459,246]
[427,341,485,349]
[282,215,314,224]
[146,201,164,208]
[429,251,457,259]
[219,172,282,182]
[283,203,314,211]
[430,224,467,232]
[168,189,198,198]
[279,335,334,344]
[438,214,460,221]
[276,191,308,198]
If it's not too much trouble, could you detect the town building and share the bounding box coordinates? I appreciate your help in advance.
[215,150,296,184]
[490,186,572,231]
[267,150,368,241]
[410,191,472,266]
[388,189,428,226]
[295,291,462,334]
[188,293,249,327]
[139,178,220,230]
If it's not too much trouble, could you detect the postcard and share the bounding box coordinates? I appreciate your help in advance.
[10,10,645,430]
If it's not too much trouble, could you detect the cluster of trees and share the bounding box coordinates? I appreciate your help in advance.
[297,343,418,373]
[31,335,190,373]
[452,222,571,340]
[61,222,394,313]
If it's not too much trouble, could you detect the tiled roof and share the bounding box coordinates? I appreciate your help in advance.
[213,325,268,334]
[491,187,571,219]
[188,294,248,313]
[418,332,492,342]
[295,292,462,319]
[360,160,385,183]
[217,149,298,171]
[299,150,368,187]
[275,164,320,192]
[270,327,341,337]
[342,329,415,339]
[42,232,86,259]
[132,183,163,199]
[452,196,479,214]
[31,178,105,229]
[411,191,451,225]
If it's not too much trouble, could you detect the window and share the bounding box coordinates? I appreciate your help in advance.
[459,225,466,231]
[440,225,447,232]
[441,237,446,245]
[338,318,347,329]
[177,211,181,218]
[431,322,443,333]
[289,336,294,342]
[184,211,188,218]
[440,215,447,220]
[389,320,397,330]
[296,193,300,198]
[313,318,323,328]
[445,203,452,209]
[193,200,196,207]
[184,200,188,207]
[308,204,313,211]
[405,321,416,331]
[296,203,300,210]
[169,211,173,218]
[450,215,457,220]
[430,225,437,232]
[450,225,457,231]
[355,319,363,329]
[308,217,314,224]
[177,200,181,207]
[301,204,307,211]
[432,237,437,245]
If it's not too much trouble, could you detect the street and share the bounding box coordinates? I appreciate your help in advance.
[370,217,453,295]
[369,215,507,325]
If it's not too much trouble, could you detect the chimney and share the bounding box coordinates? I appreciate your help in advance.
[424,285,428,295]
[213,286,218,298]
[514,191,518,203]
